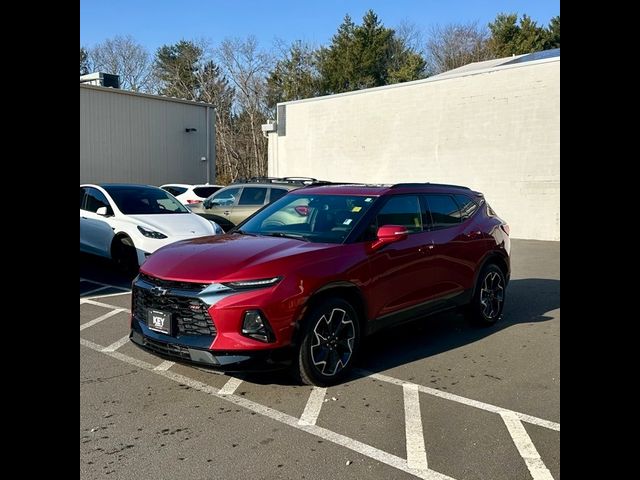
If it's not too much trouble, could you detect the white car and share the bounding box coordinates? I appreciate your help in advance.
[160,183,223,205]
[80,183,224,271]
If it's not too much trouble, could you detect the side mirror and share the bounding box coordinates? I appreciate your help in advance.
[96,206,109,216]
[370,225,408,251]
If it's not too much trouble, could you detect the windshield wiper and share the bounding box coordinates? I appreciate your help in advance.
[263,232,310,242]
[232,229,257,236]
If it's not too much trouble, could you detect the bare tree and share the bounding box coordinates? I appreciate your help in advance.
[216,36,272,178]
[426,22,494,75]
[90,35,153,91]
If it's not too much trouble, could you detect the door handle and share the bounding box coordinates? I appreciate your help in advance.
[419,244,434,253]
[81,216,87,219]
[223,210,230,215]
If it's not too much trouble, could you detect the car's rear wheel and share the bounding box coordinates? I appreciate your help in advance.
[112,236,139,275]
[466,264,506,326]
[294,298,360,386]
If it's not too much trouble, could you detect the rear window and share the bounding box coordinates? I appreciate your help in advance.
[424,194,460,229]
[239,187,268,206]
[162,186,188,196]
[193,186,221,198]
[454,194,479,220]
[269,188,288,203]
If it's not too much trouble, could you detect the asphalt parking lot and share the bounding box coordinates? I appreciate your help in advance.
[80,239,560,480]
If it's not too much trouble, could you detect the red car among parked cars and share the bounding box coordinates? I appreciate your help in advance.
[130,182,510,386]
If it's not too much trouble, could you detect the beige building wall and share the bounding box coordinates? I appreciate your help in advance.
[267,58,559,241]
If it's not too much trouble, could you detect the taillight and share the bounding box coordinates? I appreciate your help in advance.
[501,224,510,235]
[294,206,310,216]
[187,199,201,204]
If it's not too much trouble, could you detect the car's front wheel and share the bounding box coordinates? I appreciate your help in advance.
[294,298,360,386]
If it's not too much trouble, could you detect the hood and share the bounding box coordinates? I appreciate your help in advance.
[128,213,213,237]
[140,234,340,283]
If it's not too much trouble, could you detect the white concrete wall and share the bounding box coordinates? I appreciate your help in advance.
[268,59,560,241]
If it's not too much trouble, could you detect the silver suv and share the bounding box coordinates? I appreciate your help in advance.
[188,177,317,231]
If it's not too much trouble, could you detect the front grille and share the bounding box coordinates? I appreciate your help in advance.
[142,337,191,360]
[139,272,210,292]
[133,286,216,337]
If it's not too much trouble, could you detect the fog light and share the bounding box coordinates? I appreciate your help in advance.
[242,310,273,342]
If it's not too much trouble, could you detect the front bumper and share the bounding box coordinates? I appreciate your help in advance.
[129,329,292,371]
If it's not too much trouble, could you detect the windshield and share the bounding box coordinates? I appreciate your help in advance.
[104,185,189,215]
[238,194,376,244]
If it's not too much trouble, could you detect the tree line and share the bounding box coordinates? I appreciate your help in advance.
[80,10,559,184]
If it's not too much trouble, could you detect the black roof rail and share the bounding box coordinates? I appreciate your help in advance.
[232,176,319,185]
[390,182,471,190]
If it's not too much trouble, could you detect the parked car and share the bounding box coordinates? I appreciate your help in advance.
[130,182,510,386]
[160,183,224,205]
[80,184,224,272]
[187,177,315,231]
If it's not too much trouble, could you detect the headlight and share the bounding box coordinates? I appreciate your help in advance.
[222,277,282,289]
[209,220,225,235]
[137,226,167,239]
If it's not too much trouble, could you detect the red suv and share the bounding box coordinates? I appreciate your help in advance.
[130,183,510,386]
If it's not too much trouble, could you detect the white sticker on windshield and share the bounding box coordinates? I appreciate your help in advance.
[364,197,373,202]
[343,218,353,225]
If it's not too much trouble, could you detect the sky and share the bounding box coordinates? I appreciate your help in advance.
[80,0,560,52]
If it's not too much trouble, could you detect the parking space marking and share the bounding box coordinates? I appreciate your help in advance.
[86,290,132,300]
[79,309,125,331]
[80,298,131,312]
[404,384,429,470]
[298,387,327,426]
[153,360,175,371]
[218,376,244,395]
[356,369,560,432]
[80,278,130,292]
[81,285,111,296]
[81,338,456,480]
[500,412,554,480]
[102,334,130,352]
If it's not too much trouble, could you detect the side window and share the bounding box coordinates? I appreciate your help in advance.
[424,195,460,229]
[239,187,268,206]
[211,187,241,206]
[80,187,87,209]
[375,195,422,233]
[84,188,112,214]
[268,188,288,203]
[454,194,479,221]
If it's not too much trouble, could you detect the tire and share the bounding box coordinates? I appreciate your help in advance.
[466,263,506,326]
[112,236,139,275]
[293,298,361,387]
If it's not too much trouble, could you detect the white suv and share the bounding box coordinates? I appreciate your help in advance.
[160,184,223,205]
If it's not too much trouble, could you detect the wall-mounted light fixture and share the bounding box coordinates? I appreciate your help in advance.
[185,128,198,132]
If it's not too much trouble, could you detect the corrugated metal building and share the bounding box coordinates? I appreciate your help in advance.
[265,50,560,241]
[80,84,216,185]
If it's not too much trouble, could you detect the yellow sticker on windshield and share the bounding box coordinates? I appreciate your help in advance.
[352,206,362,212]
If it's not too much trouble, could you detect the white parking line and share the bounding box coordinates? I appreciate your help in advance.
[80,298,131,312]
[500,412,554,480]
[79,309,125,331]
[153,361,175,371]
[356,369,560,432]
[80,278,130,291]
[80,338,456,480]
[404,384,429,470]
[86,291,132,300]
[298,387,327,426]
[81,285,110,297]
[218,376,244,395]
[102,335,130,352]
